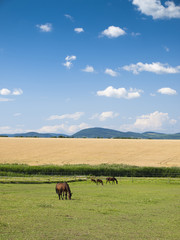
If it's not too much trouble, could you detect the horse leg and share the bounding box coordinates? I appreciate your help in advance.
[65,192,67,200]
[62,191,64,200]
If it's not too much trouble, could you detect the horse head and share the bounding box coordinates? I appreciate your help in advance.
[68,192,72,200]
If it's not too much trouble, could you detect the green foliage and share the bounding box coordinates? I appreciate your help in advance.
[0,164,179,177]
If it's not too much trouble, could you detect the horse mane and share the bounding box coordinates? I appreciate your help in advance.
[65,182,71,194]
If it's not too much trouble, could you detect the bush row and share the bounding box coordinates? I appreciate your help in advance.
[0,164,180,177]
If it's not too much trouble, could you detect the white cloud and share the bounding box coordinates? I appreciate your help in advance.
[65,55,76,61]
[0,88,23,96]
[101,26,126,38]
[38,122,90,134]
[105,68,118,77]
[134,111,177,131]
[48,112,84,121]
[64,14,73,21]
[0,98,14,102]
[169,119,177,125]
[134,111,169,130]
[91,111,119,121]
[132,0,180,19]
[67,123,90,133]
[36,23,52,32]
[121,111,177,132]
[74,28,84,33]
[63,55,76,69]
[82,65,95,73]
[131,32,141,37]
[0,88,11,95]
[97,86,142,99]
[63,61,72,69]
[123,62,180,74]
[12,88,23,95]
[157,87,177,95]
[0,126,23,134]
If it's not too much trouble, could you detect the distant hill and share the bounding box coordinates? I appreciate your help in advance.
[0,128,180,139]
[72,127,141,138]
[0,132,68,138]
[72,127,180,139]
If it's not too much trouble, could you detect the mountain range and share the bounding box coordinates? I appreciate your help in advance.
[1,128,180,139]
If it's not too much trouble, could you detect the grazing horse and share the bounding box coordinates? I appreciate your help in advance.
[106,177,118,184]
[55,182,72,200]
[91,178,97,183]
[96,179,103,185]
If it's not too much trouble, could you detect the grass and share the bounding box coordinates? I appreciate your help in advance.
[0,179,180,240]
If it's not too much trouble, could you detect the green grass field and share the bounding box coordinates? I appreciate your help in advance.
[0,179,180,240]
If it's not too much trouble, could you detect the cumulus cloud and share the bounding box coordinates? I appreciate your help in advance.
[63,55,77,69]
[67,123,90,133]
[74,28,84,33]
[0,88,23,100]
[38,122,90,134]
[0,126,24,134]
[48,112,84,121]
[36,23,52,32]
[65,56,76,61]
[101,26,126,38]
[121,111,177,132]
[134,111,177,131]
[12,88,23,95]
[123,62,180,74]
[97,86,143,99]
[91,111,119,121]
[82,65,95,73]
[132,0,180,19]
[157,87,177,95]
[105,68,118,77]
[0,88,11,95]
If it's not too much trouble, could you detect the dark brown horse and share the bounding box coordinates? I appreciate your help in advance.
[55,182,72,200]
[106,177,118,184]
[91,178,97,183]
[96,179,103,185]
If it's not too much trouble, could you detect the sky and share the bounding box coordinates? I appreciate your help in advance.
[0,0,180,135]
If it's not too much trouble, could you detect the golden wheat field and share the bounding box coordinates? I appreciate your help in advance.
[0,137,180,167]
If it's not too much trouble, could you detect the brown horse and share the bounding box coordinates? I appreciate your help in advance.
[55,182,72,200]
[106,177,118,184]
[91,178,97,183]
[96,179,103,185]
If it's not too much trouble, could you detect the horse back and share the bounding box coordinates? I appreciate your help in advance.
[56,182,71,192]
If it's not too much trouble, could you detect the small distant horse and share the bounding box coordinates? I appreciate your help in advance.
[55,182,72,200]
[96,179,103,185]
[91,178,97,184]
[106,177,118,184]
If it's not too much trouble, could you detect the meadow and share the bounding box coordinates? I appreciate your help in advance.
[0,179,180,240]
[0,137,180,167]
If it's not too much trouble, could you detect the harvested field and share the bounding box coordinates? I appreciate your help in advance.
[0,137,180,167]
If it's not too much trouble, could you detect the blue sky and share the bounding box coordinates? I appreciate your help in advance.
[0,0,180,134]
